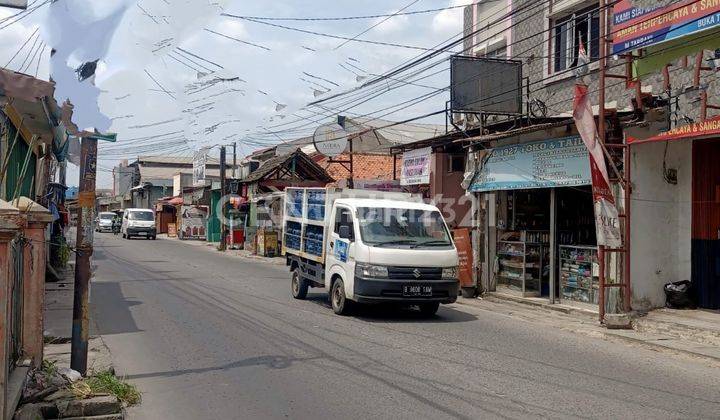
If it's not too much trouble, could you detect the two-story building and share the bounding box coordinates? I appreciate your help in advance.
[445,0,720,313]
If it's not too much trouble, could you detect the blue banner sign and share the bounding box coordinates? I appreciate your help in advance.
[468,136,591,192]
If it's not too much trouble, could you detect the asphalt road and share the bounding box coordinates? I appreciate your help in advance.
[91,233,720,420]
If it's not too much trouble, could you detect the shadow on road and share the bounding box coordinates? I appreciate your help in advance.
[304,294,477,323]
[91,282,144,336]
[124,355,321,380]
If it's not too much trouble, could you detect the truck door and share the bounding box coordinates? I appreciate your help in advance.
[326,206,356,296]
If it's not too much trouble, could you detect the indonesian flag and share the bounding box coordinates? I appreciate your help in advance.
[573,42,622,248]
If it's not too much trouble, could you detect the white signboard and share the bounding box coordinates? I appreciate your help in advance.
[400,146,432,186]
[313,123,348,157]
[193,148,208,186]
[352,179,402,192]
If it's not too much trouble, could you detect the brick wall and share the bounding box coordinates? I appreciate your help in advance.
[315,153,399,184]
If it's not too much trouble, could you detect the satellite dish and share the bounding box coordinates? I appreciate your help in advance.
[313,123,348,157]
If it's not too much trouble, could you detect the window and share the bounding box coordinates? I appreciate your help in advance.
[448,154,465,173]
[334,207,354,240]
[551,5,599,74]
[128,211,154,221]
[483,46,507,59]
[356,208,453,248]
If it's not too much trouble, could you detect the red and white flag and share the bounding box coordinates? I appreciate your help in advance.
[572,42,622,248]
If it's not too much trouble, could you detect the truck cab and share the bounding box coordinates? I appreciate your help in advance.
[285,188,459,316]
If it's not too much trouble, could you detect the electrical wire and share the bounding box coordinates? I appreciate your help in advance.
[233,4,469,22]
[21,40,44,74]
[334,0,420,50]
[235,17,436,51]
[203,28,272,51]
[256,0,546,135]
[0,0,49,31]
[4,27,38,67]
[16,30,40,72]
[144,70,176,99]
[252,0,693,143]
[176,47,224,69]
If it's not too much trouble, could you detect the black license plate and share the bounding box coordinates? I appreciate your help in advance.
[402,285,432,297]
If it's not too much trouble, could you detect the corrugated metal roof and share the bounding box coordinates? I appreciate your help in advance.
[136,155,221,165]
[242,150,332,184]
[139,166,220,183]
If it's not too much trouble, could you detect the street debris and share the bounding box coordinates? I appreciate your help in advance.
[14,361,138,419]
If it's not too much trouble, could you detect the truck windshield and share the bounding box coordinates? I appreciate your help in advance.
[356,207,452,248]
[99,213,114,220]
[129,211,154,221]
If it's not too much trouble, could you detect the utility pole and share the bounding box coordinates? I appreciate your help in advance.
[219,146,226,251]
[232,141,237,179]
[70,137,97,375]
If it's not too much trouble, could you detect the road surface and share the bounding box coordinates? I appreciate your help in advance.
[91,233,720,419]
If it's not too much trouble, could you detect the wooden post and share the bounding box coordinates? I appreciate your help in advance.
[70,137,97,375]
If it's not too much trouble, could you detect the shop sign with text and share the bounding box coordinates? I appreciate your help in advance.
[628,115,720,144]
[612,0,720,54]
[468,137,591,192]
[400,146,431,186]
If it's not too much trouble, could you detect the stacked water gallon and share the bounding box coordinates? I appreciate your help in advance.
[307,190,326,221]
[287,190,304,218]
[285,221,302,250]
[304,225,324,256]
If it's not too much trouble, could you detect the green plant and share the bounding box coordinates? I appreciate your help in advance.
[72,370,141,406]
[41,359,58,377]
[58,240,71,268]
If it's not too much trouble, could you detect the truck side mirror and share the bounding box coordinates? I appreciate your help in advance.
[339,225,352,241]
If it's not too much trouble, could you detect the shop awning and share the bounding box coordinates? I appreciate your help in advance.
[628,116,720,145]
[467,136,592,192]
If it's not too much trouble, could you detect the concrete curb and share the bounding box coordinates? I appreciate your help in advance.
[482,292,598,319]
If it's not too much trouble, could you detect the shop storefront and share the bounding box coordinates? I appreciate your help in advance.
[469,135,601,307]
[629,116,720,310]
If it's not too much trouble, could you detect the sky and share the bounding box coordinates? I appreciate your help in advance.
[0,0,474,188]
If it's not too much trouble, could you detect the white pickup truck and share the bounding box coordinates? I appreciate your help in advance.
[283,187,459,316]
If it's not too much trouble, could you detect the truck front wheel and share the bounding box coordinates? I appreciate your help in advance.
[330,278,351,315]
[291,269,308,299]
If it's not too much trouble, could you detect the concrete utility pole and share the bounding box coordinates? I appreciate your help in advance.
[219,146,226,251]
[232,141,237,179]
[70,137,97,375]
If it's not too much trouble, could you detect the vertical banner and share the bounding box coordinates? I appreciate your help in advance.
[573,84,622,248]
[452,228,475,287]
[400,146,432,186]
[193,147,208,186]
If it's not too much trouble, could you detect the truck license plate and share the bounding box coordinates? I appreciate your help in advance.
[403,285,432,297]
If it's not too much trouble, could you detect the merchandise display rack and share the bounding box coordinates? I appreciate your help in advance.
[559,245,599,304]
[497,240,546,297]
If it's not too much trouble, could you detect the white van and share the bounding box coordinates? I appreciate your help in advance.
[121,208,157,240]
[95,211,116,232]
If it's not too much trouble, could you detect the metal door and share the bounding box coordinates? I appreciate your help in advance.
[8,238,24,369]
[692,140,720,309]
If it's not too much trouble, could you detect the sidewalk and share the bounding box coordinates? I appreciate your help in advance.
[158,234,286,265]
[44,261,110,366]
[462,292,720,363]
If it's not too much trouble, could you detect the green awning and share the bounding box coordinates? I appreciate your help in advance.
[633,27,720,80]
